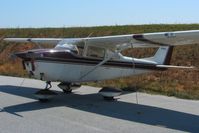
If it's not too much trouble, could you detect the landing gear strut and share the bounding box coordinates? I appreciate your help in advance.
[45,81,52,90]
[34,81,57,102]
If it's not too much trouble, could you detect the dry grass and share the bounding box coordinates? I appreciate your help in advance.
[0,24,199,99]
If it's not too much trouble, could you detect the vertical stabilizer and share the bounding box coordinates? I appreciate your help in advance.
[149,46,174,65]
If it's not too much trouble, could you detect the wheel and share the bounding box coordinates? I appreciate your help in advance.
[62,89,72,93]
[34,89,57,102]
[38,98,49,103]
[58,82,73,93]
[99,87,122,101]
[103,96,115,101]
[62,84,72,93]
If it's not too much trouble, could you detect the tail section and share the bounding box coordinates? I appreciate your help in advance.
[153,46,174,65]
[145,46,194,69]
[147,46,174,65]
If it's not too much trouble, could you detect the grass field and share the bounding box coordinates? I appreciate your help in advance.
[0,24,199,99]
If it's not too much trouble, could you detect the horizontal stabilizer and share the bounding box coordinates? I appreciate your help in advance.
[156,65,195,69]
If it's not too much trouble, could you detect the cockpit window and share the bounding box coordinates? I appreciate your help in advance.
[86,46,105,59]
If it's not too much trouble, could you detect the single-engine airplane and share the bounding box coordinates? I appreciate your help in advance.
[2,30,199,101]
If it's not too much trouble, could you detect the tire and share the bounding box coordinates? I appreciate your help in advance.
[62,89,72,93]
[38,98,49,102]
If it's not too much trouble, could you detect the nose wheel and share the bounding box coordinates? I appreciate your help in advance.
[58,82,72,93]
[34,81,57,102]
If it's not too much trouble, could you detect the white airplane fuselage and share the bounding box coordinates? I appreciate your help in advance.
[17,48,162,83]
[27,61,150,82]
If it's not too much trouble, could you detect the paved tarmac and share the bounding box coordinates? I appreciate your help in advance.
[0,75,198,133]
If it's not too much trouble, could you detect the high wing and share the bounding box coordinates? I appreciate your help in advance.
[84,30,199,49]
[57,30,199,51]
[131,30,199,46]
[3,30,199,51]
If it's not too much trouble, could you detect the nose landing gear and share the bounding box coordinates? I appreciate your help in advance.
[34,81,57,102]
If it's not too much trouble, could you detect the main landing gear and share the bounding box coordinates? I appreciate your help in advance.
[58,82,81,93]
[99,87,123,101]
[34,81,57,102]
[34,82,121,102]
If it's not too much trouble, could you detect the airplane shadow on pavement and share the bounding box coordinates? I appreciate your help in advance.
[0,85,199,132]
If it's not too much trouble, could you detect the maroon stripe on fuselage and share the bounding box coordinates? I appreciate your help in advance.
[16,49,166,71]
[35,57,166,70]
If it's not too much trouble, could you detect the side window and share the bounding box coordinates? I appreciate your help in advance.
[86,46,105,59]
